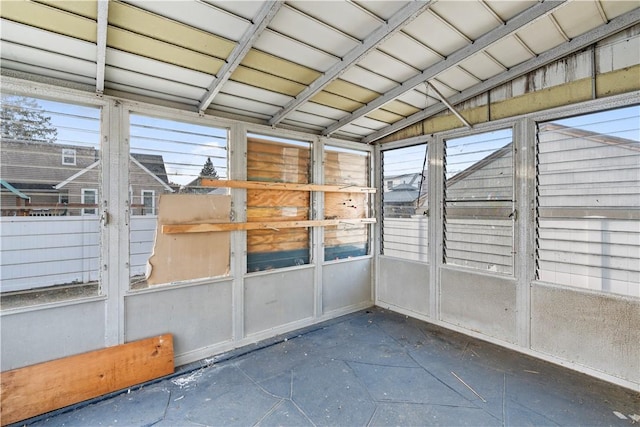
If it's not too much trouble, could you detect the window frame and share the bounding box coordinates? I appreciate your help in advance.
[81,188,98,216]
[141,190,155,216]
[441,126,516,276]
[61,148,76,165]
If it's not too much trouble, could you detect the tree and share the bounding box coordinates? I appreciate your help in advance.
[200,157,218,178]
[0,95,58,143]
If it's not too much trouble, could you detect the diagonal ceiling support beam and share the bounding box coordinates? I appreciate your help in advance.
[198,1,284,113]
[428,81,472,128]
[362,7,640,144]
[268,0,434,126]
[95,0,109,94]
[322,0,565,137]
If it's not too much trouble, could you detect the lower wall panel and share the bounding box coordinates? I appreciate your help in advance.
[323,258,372,314]
[440,268,517,344]
[125,281,233,357]
[1,300,106,371]
[531,283,640,384]
[244,267,314,336]
[377,257,429,316]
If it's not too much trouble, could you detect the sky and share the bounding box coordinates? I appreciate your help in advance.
[5,95,639,186]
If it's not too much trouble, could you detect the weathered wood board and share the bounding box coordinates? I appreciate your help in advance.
[0,334,174,426]
[147,194,230,285]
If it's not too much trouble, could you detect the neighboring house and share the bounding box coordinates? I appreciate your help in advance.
[181,176,227,195]
[383,172,427,217]
[0,139,173,216]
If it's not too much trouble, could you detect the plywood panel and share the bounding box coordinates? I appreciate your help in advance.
[325,192,367,219]
[0,334,173,426]
[324,150,369,256]
[247,138,311,261]
[146,194,230,285]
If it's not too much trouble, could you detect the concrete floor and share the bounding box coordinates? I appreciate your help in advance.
[25,308,639,426]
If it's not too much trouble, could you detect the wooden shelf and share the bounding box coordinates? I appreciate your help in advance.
[162,218,376,234]
[200,179,376,193]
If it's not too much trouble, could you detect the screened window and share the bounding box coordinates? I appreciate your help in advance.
[381,144,428,262]
[536,105,640,297]
[247,134,311,272]
[444,129,514,274]
[0,94,101,308]
[129,114,229,288]
[324,146,370,261]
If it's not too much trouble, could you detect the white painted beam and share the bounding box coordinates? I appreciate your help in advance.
[198,1,284,113]
[268,0,434,126]
[427,81,471,129]
[96,0,109,93]
[362,7,640,143]
[322,0,565,137]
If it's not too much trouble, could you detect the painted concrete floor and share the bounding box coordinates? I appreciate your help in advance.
[25,308,639,427]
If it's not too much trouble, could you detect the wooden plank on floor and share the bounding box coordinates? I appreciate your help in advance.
[0,334,174,426]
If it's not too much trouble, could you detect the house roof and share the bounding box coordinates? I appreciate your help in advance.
[383,188,420,204]
[130,153,170,184]
[1,1,637,143]
[0,179,29,199]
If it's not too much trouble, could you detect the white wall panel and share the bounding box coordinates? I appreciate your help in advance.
[125,281,233,357]
[323,258,372,314]
[377,256,429,316]
[1,300,106,371]
[244,268,315,336]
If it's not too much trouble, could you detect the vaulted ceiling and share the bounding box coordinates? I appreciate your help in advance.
[1,0,638,142]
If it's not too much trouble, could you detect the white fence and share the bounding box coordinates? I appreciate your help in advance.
[382,217,428,262]
[0,216,156,292]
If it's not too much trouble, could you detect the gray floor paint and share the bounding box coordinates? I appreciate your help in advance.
[24,308,639,426]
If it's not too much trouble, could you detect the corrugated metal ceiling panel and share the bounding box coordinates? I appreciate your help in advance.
[358,50,419,83]
[403,9,469,57]
[36,0,98,19]
[230,66,305,97]
[430,1,497,40]
[484,0,538,22]
[107,27,224,75]
[297,102,349,121]
[108,1,234,58]
[106,49,214,89]
[240,50,320,85]
[1,59,96,86]
[458,52,507,81]
[517,17,566,54]
[221,81,293,107]
[1,42,95,79]
[1,19,95,62]
[436,66,482,92]
[269,5,359,57]
[253,30,338,72]
[553,1,608,38]
[1,0,96,42]
[1,0,635,142]
[378,32,442,70]
[122,0,250,41]
[105,67,205,100]
[485,35,534,69]
[353,0,410,21]
[289,1,383,40]
[340,66,398,94]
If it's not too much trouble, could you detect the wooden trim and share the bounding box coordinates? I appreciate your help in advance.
[163,218,376,234]
[0,334,174,426]
[200,179,376,193]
